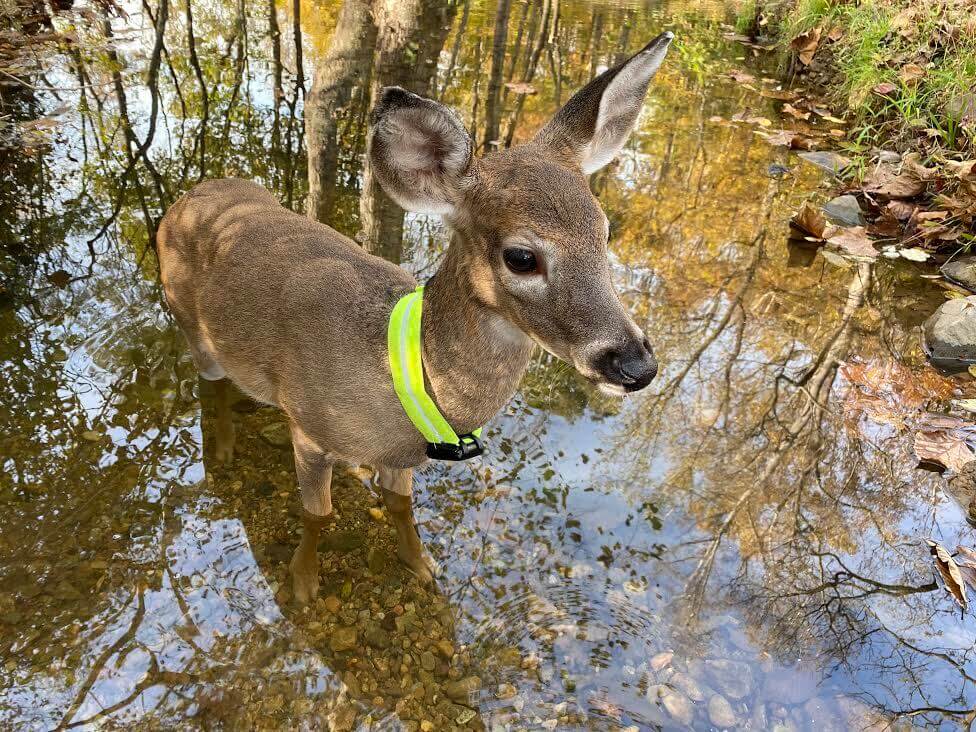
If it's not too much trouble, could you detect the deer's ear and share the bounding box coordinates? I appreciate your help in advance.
[368,87,474,215]
[535,32,674,174]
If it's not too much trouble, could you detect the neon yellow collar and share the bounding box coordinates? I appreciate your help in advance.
[388,286,483,461]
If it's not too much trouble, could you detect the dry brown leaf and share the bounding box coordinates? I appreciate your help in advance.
[902,152,941,181]
[504,82,537,95]
[899,63,926,86]
[728,70,755,84]
[914,431,976,472]
[782,103,810,120]
[826,25,844,42]
[887,200,917,220]
[862,164,926,199]
[826,226,878,259]
[928,539,969,611]
[759,129,796,147]
[841,359,957,429]
[791,27,821,66]
[873,81,898,96]
[791,202,833,239]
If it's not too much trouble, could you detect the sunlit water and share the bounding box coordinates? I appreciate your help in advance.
[1,0,975,729]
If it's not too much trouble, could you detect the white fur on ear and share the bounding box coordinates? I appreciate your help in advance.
[581,32,673,173]
[535,32,674,175]
[369,87,473,215]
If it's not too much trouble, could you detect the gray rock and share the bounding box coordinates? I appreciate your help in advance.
[762,669,819,705]
[923,296,976,365]
[705,659,754,700]
[821,194,865,227]
[444,676,481,702]
[941,257,976,293]
[259,422,291,447]
[798,151,851,175]
[661,688,695,726]
[670,671,708,702]
[877,150,901,165]
[708,694,737,728]
[364,622,390,649]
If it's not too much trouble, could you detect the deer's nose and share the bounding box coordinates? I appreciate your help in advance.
[594,338,657,392]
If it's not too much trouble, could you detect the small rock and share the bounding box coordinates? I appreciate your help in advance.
[762,669,819,705]
[330,626,358,653]
[877,150,901,165]
[660,688,694,726]
[444,676,481,702]
[941,257,976,294]
[496,682,517,700]
[705,659,754,700]
[670,671,707,702]
[420,722,434,732]
[369,507,385,522]
[320,531,365,553]
[821,194,865,227]
[435,640,455,659]
[923,295,976,365]
[650,650,674,673]
[365,623,391,649]
[259,422,291,447]
[708,694,736,728]
[323,595,341,613]
[368,547,388,574]
[798,150,850,175]
[420,651,436,672]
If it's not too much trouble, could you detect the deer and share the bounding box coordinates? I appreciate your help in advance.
[156,32,672,604]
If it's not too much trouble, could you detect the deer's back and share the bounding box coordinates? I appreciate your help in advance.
[158,179,425,463]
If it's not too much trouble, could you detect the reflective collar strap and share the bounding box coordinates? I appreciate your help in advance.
[388,285,481,447]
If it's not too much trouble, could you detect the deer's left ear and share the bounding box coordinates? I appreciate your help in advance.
[369,86,474,215]
[535,32,674,174]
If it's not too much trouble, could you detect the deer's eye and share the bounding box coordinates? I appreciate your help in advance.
[502,247,538,274]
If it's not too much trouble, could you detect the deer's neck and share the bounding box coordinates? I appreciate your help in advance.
[421,244,534,435]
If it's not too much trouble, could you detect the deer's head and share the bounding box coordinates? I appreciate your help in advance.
[369,32,673,395]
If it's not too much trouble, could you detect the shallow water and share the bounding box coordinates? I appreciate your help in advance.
[1,0,975,729]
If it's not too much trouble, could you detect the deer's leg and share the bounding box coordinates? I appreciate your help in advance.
[378,467,435,584]
[212,378,235,465]
[289,425,334,605]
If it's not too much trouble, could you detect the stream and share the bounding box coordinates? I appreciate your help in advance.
[1,0,974,729]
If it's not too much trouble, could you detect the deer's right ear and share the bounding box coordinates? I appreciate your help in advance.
[535,32,674,174]
[368,87,474,215]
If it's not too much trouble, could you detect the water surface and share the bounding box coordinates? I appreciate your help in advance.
[1,0,974,729]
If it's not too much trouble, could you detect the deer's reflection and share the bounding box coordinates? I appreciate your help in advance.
[196,379,486,730]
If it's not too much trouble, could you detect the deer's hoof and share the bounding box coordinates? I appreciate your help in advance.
[399,548,438,586]
[289,553,320,605]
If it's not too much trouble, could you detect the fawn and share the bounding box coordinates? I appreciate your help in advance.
[157,32,672,603]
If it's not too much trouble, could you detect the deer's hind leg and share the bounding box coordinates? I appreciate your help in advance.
[289,425,335,605]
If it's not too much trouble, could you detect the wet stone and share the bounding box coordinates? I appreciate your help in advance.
[941,257,976,293]
[259,422,291,447]
[798,150,851,175]
[443,676,481,702]
[367,547,388,574]
[320,531,365,553]
[660,688,694,726]
[821,194,865,227]
[420,651,436,672]
[923,295,976,365]
[802,696,844,731]
[707,694,736,728]
[762,668,819,705]
[704,659,754,700]
[670,671,707,702]
[365,622,390,649]
[330,626,358,653]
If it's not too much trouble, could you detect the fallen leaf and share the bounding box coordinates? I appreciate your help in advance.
[899,63,925,86]
[826,25,844,42]
[887,200,917,220]
[899,247,930,262]
[953,399,976,413]
[841,359,957,429]
[902,152,941,181]
[790,27,821,66]
[791,202,833,239]
[728,70,755,84]
[782,103,810,120]
[826,226,878,259]
[862,164,926,198]
[955,547,976,592]
[504,82,536,95]
[872,81,898,96]
[46,270,71,288]
[927,539,969,611]
[914,430,976,472]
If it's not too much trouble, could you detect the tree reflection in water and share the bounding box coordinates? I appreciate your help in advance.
[0,0,974,728]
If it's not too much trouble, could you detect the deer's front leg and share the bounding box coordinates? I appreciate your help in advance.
[378,467,436,584]
[289,425,334,605]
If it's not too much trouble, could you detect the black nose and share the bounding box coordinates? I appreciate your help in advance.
[594,338,658,392]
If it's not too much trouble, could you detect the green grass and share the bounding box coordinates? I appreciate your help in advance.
[741,0,976,153]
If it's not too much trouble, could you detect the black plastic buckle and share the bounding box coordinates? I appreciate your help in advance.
[426,433,484,461]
